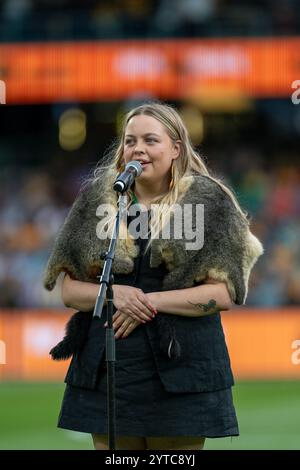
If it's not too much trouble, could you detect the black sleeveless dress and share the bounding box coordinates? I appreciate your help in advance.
[57,213,239,438]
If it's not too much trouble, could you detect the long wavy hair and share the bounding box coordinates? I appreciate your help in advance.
[89,101,248,242]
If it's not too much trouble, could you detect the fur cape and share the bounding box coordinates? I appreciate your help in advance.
[43,170,263,360]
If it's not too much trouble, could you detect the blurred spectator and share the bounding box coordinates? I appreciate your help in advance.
[0,0,300,42]
[2,0,32,22]
[153,0,219,37]
[1,0,33,40]
[91,1,122,39]
[0,169,70,308]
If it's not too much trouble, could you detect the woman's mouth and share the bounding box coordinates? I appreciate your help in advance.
[133,160,151,168]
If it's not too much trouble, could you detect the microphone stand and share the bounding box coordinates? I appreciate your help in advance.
[92,193,128,451]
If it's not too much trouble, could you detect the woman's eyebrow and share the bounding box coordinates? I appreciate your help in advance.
[125,133,160,137]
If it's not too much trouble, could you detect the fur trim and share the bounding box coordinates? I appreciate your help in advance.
[241,229,264,304]
[43,171,263,304]
[49,311,92,360]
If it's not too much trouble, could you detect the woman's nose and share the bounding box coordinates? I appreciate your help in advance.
[132,139,146,154]
[133,144,145,155]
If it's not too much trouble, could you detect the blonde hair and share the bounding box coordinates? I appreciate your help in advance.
[90,101,248,242]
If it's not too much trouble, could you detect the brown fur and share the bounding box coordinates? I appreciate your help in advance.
[43,171,263,305]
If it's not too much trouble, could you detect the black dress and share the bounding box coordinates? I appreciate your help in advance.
[57,212,239,438]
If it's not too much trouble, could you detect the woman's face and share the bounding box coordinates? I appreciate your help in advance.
[123,115,180,186]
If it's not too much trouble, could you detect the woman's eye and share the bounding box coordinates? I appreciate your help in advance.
[125,138,157,145]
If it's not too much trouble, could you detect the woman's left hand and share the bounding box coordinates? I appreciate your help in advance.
[104,310,141,339]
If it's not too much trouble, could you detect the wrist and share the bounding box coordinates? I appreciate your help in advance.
[147,291,160,311]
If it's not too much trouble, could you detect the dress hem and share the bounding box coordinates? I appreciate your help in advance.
[58,413,239,439]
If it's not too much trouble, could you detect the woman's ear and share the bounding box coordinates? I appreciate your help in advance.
[172,140,181,160]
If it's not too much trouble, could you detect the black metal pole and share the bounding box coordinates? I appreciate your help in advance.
[92,194,127,450]
[106,281,116,450]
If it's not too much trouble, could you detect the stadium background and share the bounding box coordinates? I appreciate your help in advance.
[0,0,300,450]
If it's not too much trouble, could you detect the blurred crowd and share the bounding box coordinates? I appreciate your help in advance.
[0,146,300,309]
[0,0,299,42]
[1,0,299,311]
[232,160,300,308]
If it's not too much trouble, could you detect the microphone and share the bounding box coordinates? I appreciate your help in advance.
[113,161,143,193]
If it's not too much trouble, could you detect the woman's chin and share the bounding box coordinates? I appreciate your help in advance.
[137,172,152,182]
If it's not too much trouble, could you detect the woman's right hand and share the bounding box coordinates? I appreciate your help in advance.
[112,284,157,322]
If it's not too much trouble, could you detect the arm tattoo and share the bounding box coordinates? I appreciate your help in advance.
[188,299,217,314]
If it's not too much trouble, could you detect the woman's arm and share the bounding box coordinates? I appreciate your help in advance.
[61,274,99,312]
[147,279,233,317]
[61,273,157,320]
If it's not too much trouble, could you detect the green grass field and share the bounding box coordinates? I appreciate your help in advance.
[0,381,299,450]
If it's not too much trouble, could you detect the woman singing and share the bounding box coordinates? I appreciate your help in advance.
[43,102,263,450]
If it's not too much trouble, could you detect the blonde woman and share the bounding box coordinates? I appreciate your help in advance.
[44,102,263,450]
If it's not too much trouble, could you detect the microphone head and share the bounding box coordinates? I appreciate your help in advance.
[125,160,143,176]
[113,160,143,193]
